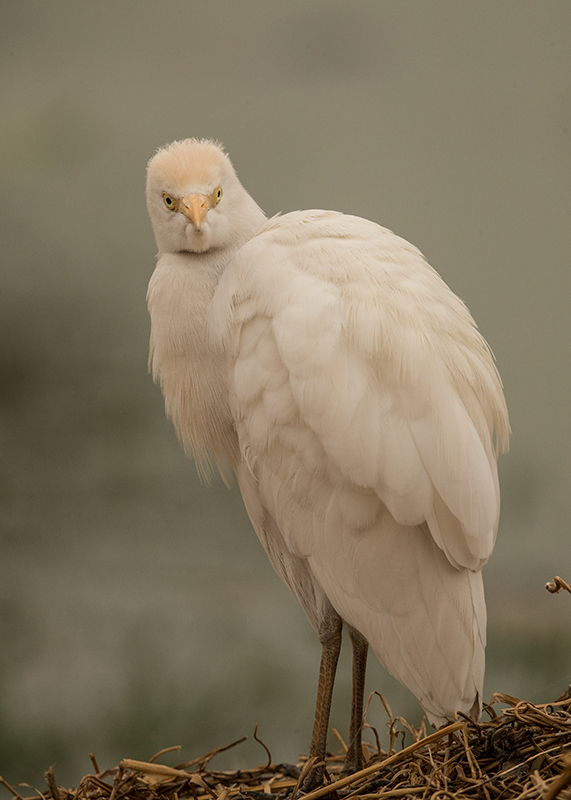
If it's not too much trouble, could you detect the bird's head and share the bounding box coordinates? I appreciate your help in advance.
[146,138,264,255]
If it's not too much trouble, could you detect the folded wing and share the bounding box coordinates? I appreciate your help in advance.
[209,209,509,722]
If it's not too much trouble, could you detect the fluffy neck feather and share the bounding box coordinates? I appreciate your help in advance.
[147,206,265,482]
[147,250,234,481]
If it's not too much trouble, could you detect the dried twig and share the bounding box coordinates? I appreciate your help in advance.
[544,755,571,800]
[177,737,248,772]
[44,769,60,800]
[253,725,272,771]
[0,778,25,800]
[546,576,571,594]
[150,747,182,764]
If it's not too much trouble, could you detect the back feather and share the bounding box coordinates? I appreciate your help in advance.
[208,209,509,723]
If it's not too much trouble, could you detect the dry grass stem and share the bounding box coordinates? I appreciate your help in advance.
[545,576,571,595]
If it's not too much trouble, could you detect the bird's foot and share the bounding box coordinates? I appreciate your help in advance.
[339,744,363,778]
[299,757,325,793]
[339,761,360,779]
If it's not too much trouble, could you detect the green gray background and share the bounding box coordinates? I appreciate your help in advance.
[1,0,570,788]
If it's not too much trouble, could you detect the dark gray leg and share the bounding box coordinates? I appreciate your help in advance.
[302,608,343,790]
[343,625,369,774]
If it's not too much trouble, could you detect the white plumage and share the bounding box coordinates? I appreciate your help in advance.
[146,138,509,777]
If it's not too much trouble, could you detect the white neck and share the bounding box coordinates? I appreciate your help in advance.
[147,247,237,482]
[147,197,266,481]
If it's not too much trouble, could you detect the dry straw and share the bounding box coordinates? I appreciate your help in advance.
[2,692,571,800]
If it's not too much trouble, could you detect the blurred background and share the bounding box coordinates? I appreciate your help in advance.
[1,0,570,788]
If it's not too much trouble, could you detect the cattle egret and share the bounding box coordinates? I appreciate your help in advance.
[146,138,509,786]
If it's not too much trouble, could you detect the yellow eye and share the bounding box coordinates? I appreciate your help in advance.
[210,185,223,207]
[162,192,179,211]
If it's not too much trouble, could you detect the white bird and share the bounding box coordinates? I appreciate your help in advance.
[146,138,509,785]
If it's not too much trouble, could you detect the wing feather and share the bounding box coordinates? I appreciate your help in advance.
[208,209,509,723]
[210,210,508,569]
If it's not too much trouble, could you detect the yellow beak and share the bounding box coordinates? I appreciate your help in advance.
[181,194,208,230]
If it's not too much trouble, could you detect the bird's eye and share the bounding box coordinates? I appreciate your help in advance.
[162,192,179,211]
[210,185,223,207]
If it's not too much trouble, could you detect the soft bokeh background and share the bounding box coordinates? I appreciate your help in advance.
[1,0,570,788]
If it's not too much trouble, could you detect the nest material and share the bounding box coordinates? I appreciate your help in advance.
[3,692,571,800]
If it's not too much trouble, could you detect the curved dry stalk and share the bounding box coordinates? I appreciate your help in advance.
[546,576,571,595]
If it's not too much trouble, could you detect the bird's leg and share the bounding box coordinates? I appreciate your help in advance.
[343,626,369,775]
[302,608,343,791]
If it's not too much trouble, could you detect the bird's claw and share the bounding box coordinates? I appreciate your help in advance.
[299,756,325,793]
